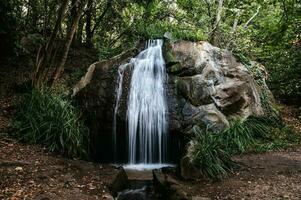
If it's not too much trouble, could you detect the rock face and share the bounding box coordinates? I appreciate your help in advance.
[73,40,271,163]
[73,44,143,162]
[165,41,265,133]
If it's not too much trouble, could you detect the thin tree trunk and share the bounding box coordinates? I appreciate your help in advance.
[29,0,38,30]
[226,10,241,50]
[52,0,87,83]
[90,0,112,42]
[244,6,261,28]
[77,16,84,44]
[226,6,261,50]
[70,0,78,46]
[32,0,69,88]
[210,0,224,46]
[85,0,93,47]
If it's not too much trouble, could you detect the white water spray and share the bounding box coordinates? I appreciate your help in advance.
[127,39,168,164]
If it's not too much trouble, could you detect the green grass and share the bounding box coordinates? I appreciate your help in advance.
[190,126,237,180]
[13,87,88,158]
[190,116,300,180]
[251,125,301,153]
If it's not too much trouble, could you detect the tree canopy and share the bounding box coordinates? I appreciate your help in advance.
[1,0,300,101]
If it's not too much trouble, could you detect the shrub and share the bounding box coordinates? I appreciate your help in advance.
[190,116,299,180]
[13,88,88,158]
[252,125,301,153]
[221,117,270,154]
[190,126,237,180]
[221,119,255,154]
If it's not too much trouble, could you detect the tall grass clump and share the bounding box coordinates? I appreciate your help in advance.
[13,88,88,158]
[221,117,269,154]
[189,115,299,180]
[190,126,237,180]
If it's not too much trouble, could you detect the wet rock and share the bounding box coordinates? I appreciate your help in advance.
[108,167,130,197]
[101,193,114,200]
[116,188,147,200]
[180,156,202,180]
[192,197,211,200]
[153,169,188,200]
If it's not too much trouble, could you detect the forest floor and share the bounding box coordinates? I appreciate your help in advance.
[0,129,301,200]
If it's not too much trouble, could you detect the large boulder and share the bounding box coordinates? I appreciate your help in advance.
[165,41,266,133]
[73,40,272,162]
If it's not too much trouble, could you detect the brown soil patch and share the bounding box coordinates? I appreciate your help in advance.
[0,136,117,200]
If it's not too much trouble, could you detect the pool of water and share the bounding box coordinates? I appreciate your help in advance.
[123,163,175,171]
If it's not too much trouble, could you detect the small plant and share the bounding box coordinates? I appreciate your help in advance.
[220,117,270,154]
[13,87,88,158]
[190,126,237,180]
[221,119,255,154]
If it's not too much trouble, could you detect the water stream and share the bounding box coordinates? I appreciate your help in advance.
[113,39,168,165]
[127,39,168,164]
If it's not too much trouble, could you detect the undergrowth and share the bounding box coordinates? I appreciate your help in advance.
[190,116,300,180]
[13,87,88,158]
[190,126,237,180]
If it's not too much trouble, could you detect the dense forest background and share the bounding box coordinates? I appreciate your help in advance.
[0,0,300,102]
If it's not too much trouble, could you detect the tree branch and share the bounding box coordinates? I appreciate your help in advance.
[244,6,261,28]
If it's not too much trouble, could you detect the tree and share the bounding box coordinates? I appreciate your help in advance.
[52,0,88,83]
[32,0,69,87]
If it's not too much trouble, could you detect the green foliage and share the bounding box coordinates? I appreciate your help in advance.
[252,125,301,153]
[223,119,255,154]
[190,126,237,180]
[13,88,88,158]
[190,116,300,179]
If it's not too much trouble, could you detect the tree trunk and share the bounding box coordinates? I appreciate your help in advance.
[32,0,69,88]
[88,0,112,46]
[29,0,38,30]
[52,0,87,83]
[70,0,79,46]
[226,10,241,50]
[210,0,224,46]
[77,15,84,44]
[85,0,93,47]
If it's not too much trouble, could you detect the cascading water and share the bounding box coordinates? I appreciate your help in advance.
[127,39,168,165]
[112,39,171,169]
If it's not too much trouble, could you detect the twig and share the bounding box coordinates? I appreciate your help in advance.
[244,6,261,28]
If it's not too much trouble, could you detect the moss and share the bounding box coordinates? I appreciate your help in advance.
[169,63,183,73]
[175,77,188,98]
[163,40,181,71]
[165,50,179,65]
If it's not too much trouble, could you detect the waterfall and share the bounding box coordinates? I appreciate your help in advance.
[127,39,168,164]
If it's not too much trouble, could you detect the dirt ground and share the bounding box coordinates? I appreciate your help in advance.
[1,135,301,200]
[0,134,119,200]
